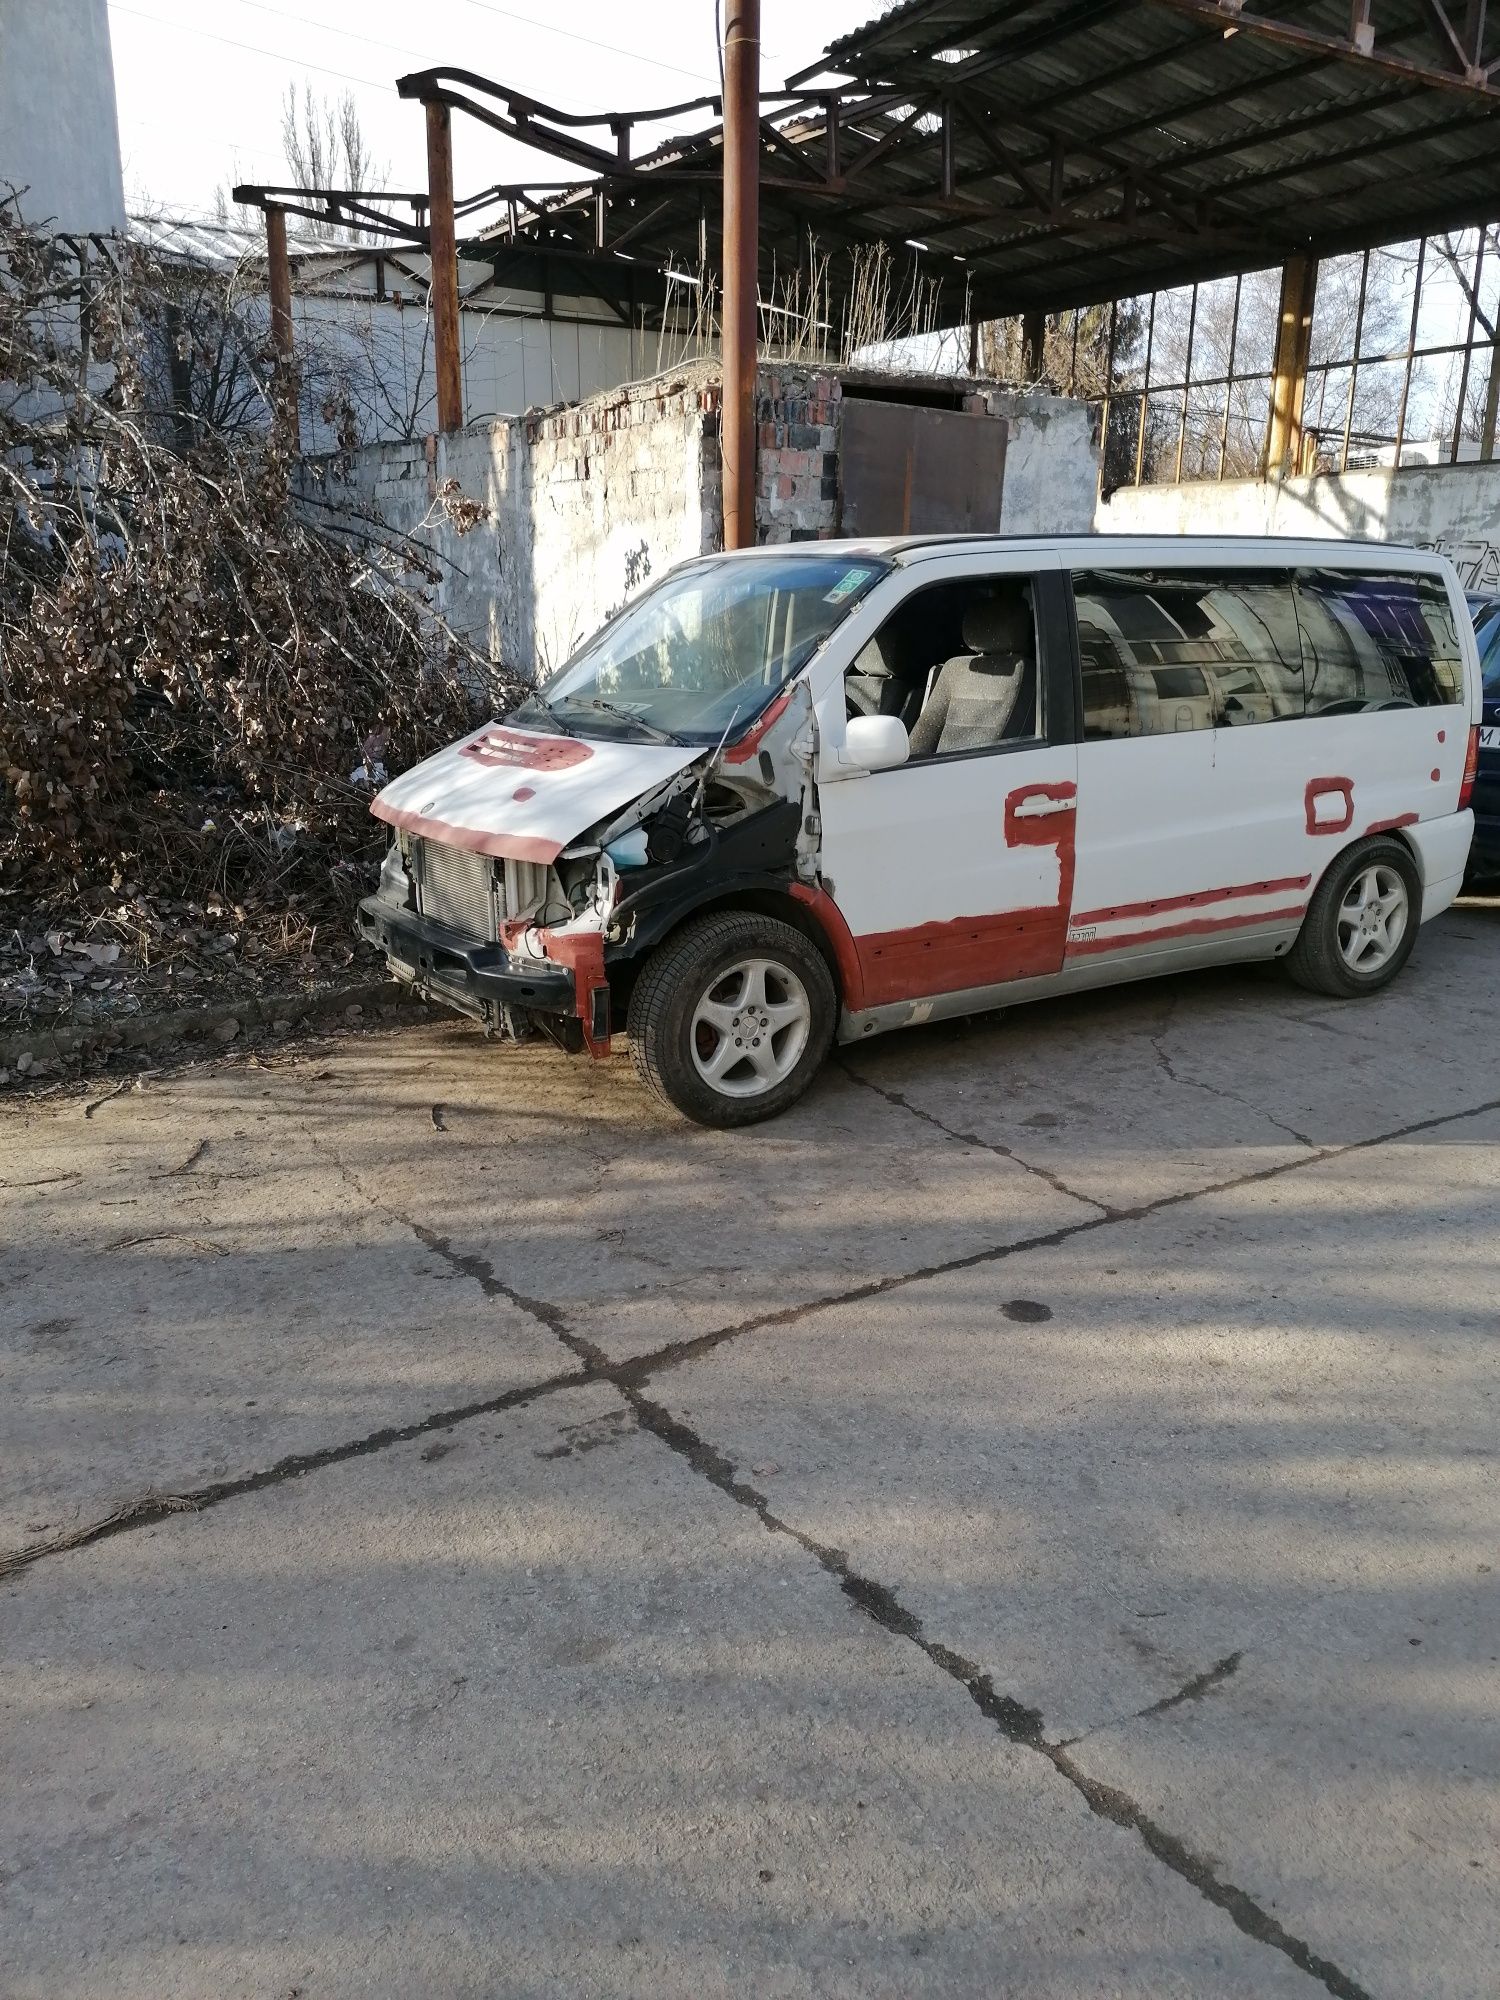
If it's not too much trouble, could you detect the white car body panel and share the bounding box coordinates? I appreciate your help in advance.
[364,533,1482,1065]
[371,721,700,863]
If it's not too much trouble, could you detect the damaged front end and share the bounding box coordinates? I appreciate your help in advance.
[358,681,821,1058]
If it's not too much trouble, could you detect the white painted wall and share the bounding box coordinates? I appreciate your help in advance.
[0,0,125,234]
[985,389,1101,535]
[1097,462,1500,593]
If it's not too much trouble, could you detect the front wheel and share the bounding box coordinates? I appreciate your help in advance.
[1285,836,1422,998]
[627,911,837,1126]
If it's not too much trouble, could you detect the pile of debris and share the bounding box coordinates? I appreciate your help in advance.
[1,196,517,1064]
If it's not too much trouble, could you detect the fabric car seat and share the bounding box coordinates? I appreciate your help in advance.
[908,596,1035,757]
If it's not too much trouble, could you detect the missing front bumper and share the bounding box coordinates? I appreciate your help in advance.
[358,896,577,1026]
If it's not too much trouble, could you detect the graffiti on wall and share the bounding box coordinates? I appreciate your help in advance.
[1426,538,1500,594]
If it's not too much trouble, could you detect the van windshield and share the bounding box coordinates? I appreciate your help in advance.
[513,554,889,745]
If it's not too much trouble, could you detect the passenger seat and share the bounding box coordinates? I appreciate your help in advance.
[908,598,1035,757]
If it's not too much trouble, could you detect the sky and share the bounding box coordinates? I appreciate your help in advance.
[106,0,878,220]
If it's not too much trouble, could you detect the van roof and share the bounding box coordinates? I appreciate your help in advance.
[726,533,1450,570]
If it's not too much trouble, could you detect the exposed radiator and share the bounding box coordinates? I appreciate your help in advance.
[417,840,496,939]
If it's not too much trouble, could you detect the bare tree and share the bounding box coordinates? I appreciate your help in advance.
[279,86,388,240]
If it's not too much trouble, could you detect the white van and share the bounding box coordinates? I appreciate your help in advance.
[360,536,1481,1126]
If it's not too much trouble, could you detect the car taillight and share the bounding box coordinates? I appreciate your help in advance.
[1459,725,1480,810]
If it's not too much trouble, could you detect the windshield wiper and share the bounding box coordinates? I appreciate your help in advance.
[514,691,577,737]
[569,697,686,746]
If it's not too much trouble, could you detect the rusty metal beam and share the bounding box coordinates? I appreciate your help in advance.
[264,204,300,449]
[1148,0,1500,98]
[425,99,465,434]
[722,0,760,551]
[1265,252,1317,476]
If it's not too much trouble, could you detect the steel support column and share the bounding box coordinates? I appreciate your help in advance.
[1021,309,1046,382]
[1265,252,1317,477]
[265,205,300,449]
[721,0,760,550]
[425,99,465,434]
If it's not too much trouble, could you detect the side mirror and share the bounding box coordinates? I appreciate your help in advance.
[843,713,910,773]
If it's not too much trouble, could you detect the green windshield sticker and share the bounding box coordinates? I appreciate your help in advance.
[824,566,873,605]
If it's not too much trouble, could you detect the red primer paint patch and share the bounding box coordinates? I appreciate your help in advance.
[1437,729,1446,743]
[1430,767,1442,782]
[1304,777,1354,835]
[512,785,537,801]
[1365,812,1419,835]
[541,929,610,1056]
[789,883,866,1013]
[1067,904,1308,958]
[369,799,562,865]
[1072,874,1310,927]
[723,690,792,765]
[459,726,593,771]
[840,781,1078,1008]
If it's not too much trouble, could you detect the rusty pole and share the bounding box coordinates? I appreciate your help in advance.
[721,0,760,550]
[1265,253,1317,477]
[265,204,300,449]
[425,98,465,433]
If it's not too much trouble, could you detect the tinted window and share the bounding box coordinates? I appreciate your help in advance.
[1296,570,1464,714]
[1474,605,1500,698]
[1073,571,1303,740]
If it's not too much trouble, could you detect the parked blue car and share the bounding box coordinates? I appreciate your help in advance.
[1469,594,1500,887]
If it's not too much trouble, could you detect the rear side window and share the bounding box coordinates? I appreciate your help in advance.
[1475,606,1500,698]
[1073,570,1303,739]
[1296,571,1464,713]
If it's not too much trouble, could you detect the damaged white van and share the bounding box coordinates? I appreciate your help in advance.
[360,536,1481,1126]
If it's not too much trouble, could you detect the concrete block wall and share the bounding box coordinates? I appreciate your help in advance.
[1097,460,1500,592]
[523,371,720,675]
[302,359,1104,683]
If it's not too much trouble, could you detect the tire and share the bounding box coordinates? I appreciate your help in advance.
[627,910,837,1127]
[1285,836,1422,998]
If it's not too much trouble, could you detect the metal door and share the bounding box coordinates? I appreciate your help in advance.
[840,399,1007,537]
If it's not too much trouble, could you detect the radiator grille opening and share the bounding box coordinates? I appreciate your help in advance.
[417,840,496,939]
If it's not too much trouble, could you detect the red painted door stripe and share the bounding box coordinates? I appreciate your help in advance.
[1071,874,1311,927]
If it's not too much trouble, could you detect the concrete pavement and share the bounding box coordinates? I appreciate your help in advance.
[3,900,1498,1997]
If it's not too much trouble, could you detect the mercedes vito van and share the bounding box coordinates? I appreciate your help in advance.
[360,536,1481,1126]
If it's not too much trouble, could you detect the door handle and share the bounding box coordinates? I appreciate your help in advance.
[1010,792,1077,819]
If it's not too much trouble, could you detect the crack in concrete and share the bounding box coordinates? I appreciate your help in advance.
[14,1087,1500,1583]
[837,1058,1115,1214]
[14,1087,1494,1988]
[0,1365,583,1583]
[1062,1650,1247,1747]
[1155,1033,1316,1145]
[1149,1003,1314,1149]
[622,1387,1371,2000]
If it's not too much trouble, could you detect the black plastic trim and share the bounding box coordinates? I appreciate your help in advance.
[358,897,576,1014]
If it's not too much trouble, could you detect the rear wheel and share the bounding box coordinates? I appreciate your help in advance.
[1286,836,1421,997]
[627,911,836,1126]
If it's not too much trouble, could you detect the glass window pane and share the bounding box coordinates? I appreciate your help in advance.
[1359,244,1418,359]
[1223,267,1279,376]
[1296,571,1465,712]
[1074,571,1302,739]
[1190,278,1239,383]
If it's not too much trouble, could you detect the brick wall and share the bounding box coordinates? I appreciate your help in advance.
[754,365,842,542]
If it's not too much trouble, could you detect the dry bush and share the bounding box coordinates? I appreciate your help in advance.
[1,194,517,1021]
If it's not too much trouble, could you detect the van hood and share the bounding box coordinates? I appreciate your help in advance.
[370,720,702,864]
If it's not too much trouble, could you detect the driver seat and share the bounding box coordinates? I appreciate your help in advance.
[908,596,1034,758]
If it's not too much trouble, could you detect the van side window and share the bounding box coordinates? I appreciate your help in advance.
[1073,571,1303,739]
[846,575,1043,759]
[1295,571,1465,713]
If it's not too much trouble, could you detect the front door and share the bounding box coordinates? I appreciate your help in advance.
[815,561,1079,1017]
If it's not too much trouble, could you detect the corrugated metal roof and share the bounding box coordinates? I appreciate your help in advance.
[474,0,1500,317]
